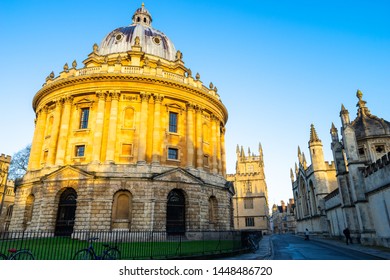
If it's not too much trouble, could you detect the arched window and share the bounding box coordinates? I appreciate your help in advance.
[23,194,35,230]
[300,178,309,216]
[112,190,132,230]
[209,196,218,229]
[309,181,317,215]
[6,205,13,218]
[123,107,135,128]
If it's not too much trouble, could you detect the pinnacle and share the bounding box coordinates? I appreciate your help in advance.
[310,124,321,143]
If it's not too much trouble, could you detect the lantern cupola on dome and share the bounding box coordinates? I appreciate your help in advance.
[98,3,176,61]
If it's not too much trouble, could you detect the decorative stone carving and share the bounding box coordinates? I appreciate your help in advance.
[93,43,99,53]
[134,36,140,46]
[175,50,183,61]
[72,60,77,69]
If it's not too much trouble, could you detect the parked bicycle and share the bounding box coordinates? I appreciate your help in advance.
[73,237,120,260]
[0,248,35,260]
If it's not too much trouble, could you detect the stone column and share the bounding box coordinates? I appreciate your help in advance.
[105,91,120,163]
[28,106,48,170]
[137,92,150,163]
[217,122,222,175]
[47,100,63,166]
[55,96,73,166]
[92,91,106,163]
[195,106,203,170]
[152,94,164,164]
[221,126,226,177]
[186,102,195,168]
[211,115,218,174]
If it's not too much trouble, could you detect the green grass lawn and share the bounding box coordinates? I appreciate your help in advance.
[0,236,242,260]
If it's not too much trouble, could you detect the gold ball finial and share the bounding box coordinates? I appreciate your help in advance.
[356,89,363,100]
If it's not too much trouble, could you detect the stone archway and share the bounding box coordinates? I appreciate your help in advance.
[55,188,77,236]
[166,189,186,235]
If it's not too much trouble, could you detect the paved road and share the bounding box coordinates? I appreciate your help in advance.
[271,234,381,260]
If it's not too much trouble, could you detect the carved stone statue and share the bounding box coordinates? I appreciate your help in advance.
[134,36,140,46]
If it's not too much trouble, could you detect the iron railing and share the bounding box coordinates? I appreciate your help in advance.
[0,230,260,260]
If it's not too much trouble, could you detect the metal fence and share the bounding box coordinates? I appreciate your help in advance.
[0,230,260,260]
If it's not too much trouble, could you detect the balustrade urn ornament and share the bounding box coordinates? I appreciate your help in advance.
[72,60,77,69]
[93,43,99,53]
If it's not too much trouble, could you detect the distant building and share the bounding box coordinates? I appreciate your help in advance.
[291,125,338,236]
[292,91,390,248]
[0,154,14,232]
[227,144,270,234]
[271,199,296,234]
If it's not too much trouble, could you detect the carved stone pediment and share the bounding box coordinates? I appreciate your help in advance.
[42,166,94,182]
[152,168,204,185]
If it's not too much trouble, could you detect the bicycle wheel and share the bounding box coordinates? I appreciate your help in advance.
[102,248,120,260]
[10,250,34,260]
[73,249,94,260]
[0,253,7,260]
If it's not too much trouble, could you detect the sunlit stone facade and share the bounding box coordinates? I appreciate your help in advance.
[10,4,233,235]
[227,145,270,234]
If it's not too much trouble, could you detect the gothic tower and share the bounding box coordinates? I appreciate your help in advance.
[227,143,269,233]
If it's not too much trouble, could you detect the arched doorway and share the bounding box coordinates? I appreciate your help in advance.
[166,189,185,234]
[55,188,77,236]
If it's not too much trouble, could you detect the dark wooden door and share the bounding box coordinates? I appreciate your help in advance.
[55,188,77,236]
[166,190,185,235]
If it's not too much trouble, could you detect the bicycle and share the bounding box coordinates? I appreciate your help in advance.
[0,248,35,260]
[73,237,120,260]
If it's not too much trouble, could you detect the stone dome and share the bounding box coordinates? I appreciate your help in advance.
[98,4,177,61]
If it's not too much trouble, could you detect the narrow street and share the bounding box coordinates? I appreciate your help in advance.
[271,234,381,260]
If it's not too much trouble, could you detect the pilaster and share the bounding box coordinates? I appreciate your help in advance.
[105,90,120,163]
[28,106,48,170]
[55,96,73,166]
[152,94,164,163]
[92,91,107,163]
[186,102,195,168]
[47,100,63,166]
[137,92,151,163]
[195,106,204,170]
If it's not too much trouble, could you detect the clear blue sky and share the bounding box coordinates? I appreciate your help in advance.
[1,0,389,207]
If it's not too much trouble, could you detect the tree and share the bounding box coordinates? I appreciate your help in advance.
[8,144,31,180]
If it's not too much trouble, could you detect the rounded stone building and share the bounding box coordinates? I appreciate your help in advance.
[10,4,233,235]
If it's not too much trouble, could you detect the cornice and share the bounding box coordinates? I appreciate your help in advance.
[33,74,228,123]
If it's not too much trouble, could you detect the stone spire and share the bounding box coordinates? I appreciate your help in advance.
[340,103,350,126]
[240,146,245,158]
[309,124,321,143]
[290,168,295,183]
[259,142,263,158]
[330,122,339,142]
[302,152,307,169]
